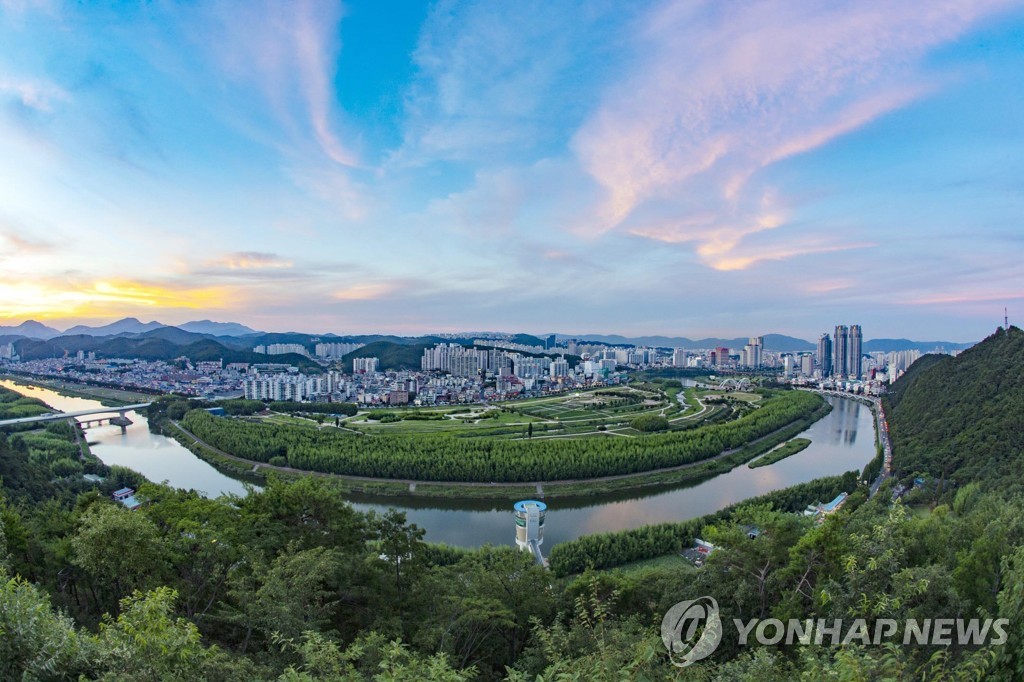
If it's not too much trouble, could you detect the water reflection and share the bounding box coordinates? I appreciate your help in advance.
[2,381,874,549]
[0,380,250,498]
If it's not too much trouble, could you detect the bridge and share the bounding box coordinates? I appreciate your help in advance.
[0,403,152,433]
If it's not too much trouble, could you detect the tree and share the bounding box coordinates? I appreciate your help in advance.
[71,504,170,614]
[95,587,209,681]
[420,546,553,674]
[369,510,426,633]
[253,546,342,645]
[0,570,95,679]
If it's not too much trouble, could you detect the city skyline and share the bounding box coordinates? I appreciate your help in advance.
[2,1,1023,341]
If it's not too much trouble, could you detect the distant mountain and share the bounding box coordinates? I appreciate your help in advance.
[562,333,815,352]
[13,333,322,373]
[694,334,815,352]
[178,320,258,336]
[863,338,975,354]
[61,317,166,337]
[0,320,61,339]
[562,333,977,354]
[137,327,215,345]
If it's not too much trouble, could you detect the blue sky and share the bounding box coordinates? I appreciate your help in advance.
[1,0,1022,341]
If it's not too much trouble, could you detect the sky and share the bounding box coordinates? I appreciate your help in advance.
[1,0,1023,342]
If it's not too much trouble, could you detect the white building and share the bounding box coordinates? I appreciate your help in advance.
[353,357,380,373]
[314,342,365,358]
[254,343,309,357]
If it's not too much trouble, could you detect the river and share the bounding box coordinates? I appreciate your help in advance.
[1,380,875,549]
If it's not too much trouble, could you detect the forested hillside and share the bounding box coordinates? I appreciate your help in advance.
[341,340,438,370]
[885,325,1024,491]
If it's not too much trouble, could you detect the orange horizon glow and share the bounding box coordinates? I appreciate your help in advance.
[0,279,231,321]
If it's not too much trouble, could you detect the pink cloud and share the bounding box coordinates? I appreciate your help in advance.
[571,0,1017,266]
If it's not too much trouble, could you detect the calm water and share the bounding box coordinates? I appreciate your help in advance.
[0,380,250,497]
[2,380,874,549]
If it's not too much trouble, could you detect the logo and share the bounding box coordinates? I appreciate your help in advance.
[661,596,723,667]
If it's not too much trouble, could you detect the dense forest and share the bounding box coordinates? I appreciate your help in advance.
[4,327,1024,679]
[883,325,1024,492]
[175,390,824,482]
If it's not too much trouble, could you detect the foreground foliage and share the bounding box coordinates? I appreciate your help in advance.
[3,328,1024,679]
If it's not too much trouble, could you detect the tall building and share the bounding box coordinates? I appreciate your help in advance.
[715,346,730,366]
[549,357,569,378]
[817,333,833,377]
[315,342,364,358]
[800,353,815,376]
[743,336,763,368]
[545,334,556,350]
[254,343,309,357]
[848,324,863,379]
[353,357,379,373]
[833,325,848,378]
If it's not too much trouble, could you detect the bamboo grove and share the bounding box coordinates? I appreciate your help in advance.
[178,390,825,482]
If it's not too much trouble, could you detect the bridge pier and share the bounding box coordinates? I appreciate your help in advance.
[109,412,133,434]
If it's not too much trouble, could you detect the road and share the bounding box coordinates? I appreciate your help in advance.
[0,403,152,427]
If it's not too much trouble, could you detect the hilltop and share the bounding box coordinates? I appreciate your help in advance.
[884,325,1024,490]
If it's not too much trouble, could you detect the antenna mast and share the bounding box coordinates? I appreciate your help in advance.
[1006,307,1010,331]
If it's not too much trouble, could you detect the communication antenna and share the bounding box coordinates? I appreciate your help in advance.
[1006,307,1010,331]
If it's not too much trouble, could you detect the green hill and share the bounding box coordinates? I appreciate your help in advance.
[11,334,322,373]
[341,340,437,370]
[884,325,1024,490]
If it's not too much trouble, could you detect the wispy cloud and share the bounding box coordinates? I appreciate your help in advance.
[571,0,1017,266]
[180,0,357,169]
[0,227,53,255]
[207,252,293,271]
[396,0,615,166]
[0,77,68,113]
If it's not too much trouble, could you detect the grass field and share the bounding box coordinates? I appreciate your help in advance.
[609,553,698,575]
[336,384,736,440]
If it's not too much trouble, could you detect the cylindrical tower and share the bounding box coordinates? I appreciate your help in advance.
[514,500,547,551]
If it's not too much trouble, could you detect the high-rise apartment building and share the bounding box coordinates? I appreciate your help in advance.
[848,324,863,379]
[800,353,815,376]
[353,357,379,373]
[833,325,848,378]
[744,336,763,368]
[817,333,833,377]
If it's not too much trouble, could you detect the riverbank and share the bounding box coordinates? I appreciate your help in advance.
[748,437,812,468]
[0,373,155,406]
[162,399,834,500]
[2,379,876,548]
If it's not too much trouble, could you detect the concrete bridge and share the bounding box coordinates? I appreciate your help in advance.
[0,403,151,434]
